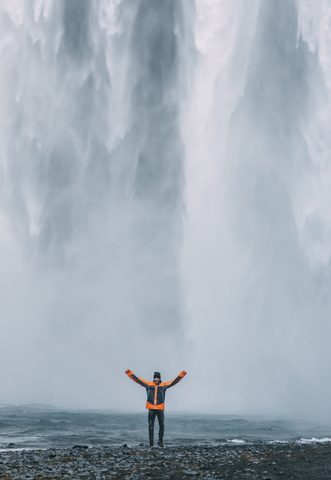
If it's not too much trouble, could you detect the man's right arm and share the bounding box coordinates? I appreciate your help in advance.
[125,369,152,388]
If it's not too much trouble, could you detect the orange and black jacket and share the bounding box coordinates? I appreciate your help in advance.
[126,370,186,410]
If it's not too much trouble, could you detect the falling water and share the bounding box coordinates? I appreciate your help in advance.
[183,0,331,416]
[0,0,186,408]
[0,0,331,416]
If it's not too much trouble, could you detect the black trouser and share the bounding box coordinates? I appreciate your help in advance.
[148,410,164,442]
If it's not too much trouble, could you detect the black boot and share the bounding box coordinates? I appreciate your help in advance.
[158,439,164,447]
[149,439,154,447]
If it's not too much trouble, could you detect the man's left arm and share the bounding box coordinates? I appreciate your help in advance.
[163,370,187,389]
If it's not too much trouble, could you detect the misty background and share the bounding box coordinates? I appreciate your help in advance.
[0,0,330,417]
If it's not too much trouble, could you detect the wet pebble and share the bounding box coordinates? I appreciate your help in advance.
[0,443,330,479]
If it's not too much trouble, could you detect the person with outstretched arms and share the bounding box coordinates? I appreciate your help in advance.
[125,369,187,447]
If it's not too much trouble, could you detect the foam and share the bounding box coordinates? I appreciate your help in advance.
[298,438,331,444]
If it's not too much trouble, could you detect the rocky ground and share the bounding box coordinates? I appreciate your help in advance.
[0,442,330,479]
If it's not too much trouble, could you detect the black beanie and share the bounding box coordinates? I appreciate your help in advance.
[153,372,161,380]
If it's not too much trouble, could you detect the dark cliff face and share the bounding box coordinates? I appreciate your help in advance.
[225,0,315,303]
[125,0,185,332]
[130,0,183,208]
[62,0,92,61]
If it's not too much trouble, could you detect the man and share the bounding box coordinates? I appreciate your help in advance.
[125,369,187,447]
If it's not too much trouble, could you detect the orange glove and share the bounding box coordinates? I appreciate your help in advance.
[125,369,131,374]
[182,371,187,376]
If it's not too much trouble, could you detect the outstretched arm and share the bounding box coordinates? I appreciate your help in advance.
[163,370,187,389]
[125,369,153,388]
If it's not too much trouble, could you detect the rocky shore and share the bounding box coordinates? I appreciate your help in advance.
[0,442,330,479]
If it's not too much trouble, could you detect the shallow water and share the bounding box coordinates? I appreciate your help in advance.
[0,405,330,450]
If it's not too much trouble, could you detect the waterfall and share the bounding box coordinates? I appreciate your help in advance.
[183,0,331,415]
[0,0,330,414]
[0,0,186,408]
